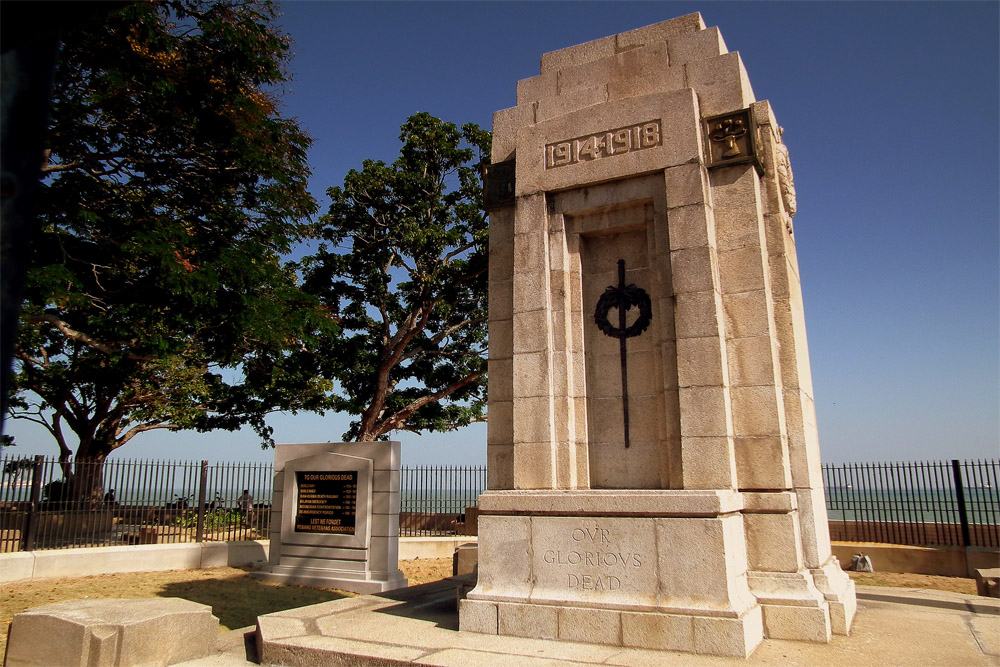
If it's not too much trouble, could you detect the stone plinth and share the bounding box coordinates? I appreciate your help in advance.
[4,598,217,667]
[462,490,762,657]
[253,441,407,594]
[464,12,855,658]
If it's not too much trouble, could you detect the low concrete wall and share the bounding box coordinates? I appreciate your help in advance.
[832,541,1000,577]
[0,537,477,584]
[829,520,996,549]
[11,537,991,584]
[399,536,476,560]
[0,540,268,584]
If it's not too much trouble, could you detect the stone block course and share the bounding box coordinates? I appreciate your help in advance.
[498,601,558,639]
[665,163,710,208]
[735,436,792,490]
[674,290,724,339]
[686,51,756,116]
[727,334,778,386]
[719,245,768,293]
[557,42,670,96]
[535,84,608,124]
[668,26,728,65]
[491,105,533,163]
[615,13,707,52]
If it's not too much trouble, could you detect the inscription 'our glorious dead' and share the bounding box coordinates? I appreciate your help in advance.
[540,526,643,592]
[545,120,661,169]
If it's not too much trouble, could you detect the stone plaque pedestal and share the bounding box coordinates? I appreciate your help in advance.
[460,13,855,658]
[253,442,407,594]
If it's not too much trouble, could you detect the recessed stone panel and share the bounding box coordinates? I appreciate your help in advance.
[529,517,659,610]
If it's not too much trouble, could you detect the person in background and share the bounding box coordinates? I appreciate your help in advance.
[237,489,253,527]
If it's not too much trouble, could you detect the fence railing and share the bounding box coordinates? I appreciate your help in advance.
[3,454,996,552]
[0,455,488,551]
[822,459,998,548]
[399,465,487,537]
[1,455,272,553]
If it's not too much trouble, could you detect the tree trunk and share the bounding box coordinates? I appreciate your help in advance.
[72,448,111,508]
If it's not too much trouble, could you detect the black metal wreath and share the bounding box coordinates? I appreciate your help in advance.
[594,283,652,339]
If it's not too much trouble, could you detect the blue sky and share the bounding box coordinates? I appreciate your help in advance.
[6,1,998,466]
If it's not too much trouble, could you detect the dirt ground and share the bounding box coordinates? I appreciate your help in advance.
[846,570,977,595]
[0,561,977,659]
[0,558,453,658]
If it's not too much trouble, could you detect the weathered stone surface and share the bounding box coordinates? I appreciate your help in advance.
[470,12,854,656]
[5,598,217,667]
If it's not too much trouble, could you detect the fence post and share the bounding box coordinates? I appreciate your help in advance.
[951,459,971,548]
[195,461,208,543]
[22,455,44,551]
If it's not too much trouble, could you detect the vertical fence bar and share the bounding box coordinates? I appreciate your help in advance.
[934,460,952,546]
[846,465,861,541]
[897,462,914,545]
[965,460,980,547]
[917,461,932,545]
[21,455,44,551]
[986,459,999,548]
[195,461,208,543]
[951,459,971,548]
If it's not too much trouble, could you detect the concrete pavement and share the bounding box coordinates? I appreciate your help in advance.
[181,581,999,666]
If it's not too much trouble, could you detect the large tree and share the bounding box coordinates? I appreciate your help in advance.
[7,0,331,498]
[299,113,490,442]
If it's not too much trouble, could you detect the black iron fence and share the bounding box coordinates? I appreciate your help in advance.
[1,455,272,552]
[399,465,487,537]
[0,455,488,550]
[3,454,996,552]
[822,459,999,548]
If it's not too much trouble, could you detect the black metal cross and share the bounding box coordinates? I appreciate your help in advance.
[593,259,652,448]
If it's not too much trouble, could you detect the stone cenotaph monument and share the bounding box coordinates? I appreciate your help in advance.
[460,14,855,657]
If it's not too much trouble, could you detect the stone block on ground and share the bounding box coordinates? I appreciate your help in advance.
[975,567,1000,598]
[452,542,479,576]
[5,597,218,667]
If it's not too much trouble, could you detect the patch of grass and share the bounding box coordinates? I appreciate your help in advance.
[1,558,456,659]
[1,567,347,658]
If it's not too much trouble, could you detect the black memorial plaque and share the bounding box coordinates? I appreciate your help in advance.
[294,471,358,534]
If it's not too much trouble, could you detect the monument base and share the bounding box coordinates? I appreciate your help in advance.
[253,566,407,595]
[811,556,858,635]
[461,490,766,657]
[460,599,763,658]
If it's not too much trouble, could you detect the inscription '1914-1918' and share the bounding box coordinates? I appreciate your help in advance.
[546,120,661,169]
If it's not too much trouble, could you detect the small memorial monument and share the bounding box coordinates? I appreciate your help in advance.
[253,442,407,594]
[461,13,856,658]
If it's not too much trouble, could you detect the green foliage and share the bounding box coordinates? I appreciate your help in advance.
[298,113,490,441]
[9,0,333,470]
[175,507,242,531]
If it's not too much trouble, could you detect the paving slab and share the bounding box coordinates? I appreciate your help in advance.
[177,581,999,667]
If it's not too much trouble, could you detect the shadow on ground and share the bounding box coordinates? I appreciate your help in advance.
[373,578,462,631]
[158,573,348,630]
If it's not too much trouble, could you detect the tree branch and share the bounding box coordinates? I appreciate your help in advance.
[379,369,485,435]
[23,314,157,360]
[114,422,178,449]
